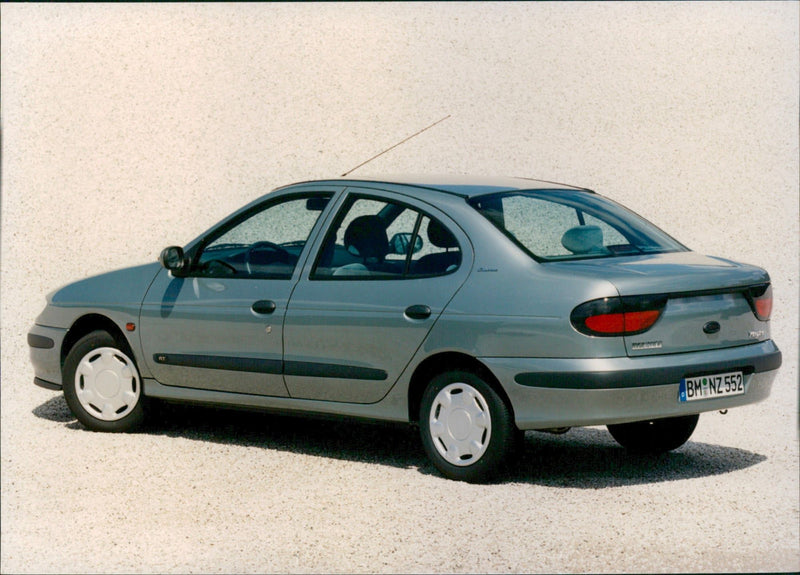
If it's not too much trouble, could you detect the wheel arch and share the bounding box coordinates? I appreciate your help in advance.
[61,314,136,370]
[407,351,514,423]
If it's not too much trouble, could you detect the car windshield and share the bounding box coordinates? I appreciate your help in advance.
[468,190,687,261]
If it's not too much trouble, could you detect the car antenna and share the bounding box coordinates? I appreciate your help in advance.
[340,114,451,177]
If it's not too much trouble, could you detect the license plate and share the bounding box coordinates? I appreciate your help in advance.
[679,371,744,402]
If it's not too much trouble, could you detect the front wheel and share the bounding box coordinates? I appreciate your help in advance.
[420,370,519,483]
[607,414,699,454]
[62,330,145,432]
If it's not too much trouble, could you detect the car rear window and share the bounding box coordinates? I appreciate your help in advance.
[468,190,686,261]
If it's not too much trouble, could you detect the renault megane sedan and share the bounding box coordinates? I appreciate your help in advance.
[28,175,782,482]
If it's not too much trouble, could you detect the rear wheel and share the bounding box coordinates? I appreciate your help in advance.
[420,370,518,482]
[607,414,699,454]
[63,330,145,432]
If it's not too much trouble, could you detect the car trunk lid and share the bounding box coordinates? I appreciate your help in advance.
[555,251,772,357]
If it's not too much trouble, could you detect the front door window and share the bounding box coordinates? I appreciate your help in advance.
[195,195,331,279]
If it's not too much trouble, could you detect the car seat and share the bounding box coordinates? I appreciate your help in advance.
[334,215,389,276]
[415,220,461,275]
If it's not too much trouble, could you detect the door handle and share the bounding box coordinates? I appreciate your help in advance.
[252,300,277,315]
[405,304,431,320]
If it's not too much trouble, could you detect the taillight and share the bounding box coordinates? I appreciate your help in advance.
[746,284,773,321]
[571,295,667,337]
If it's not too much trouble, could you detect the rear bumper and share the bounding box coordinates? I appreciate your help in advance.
[482,340,781,430]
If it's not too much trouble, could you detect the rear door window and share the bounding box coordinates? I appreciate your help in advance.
[312,195,461,279]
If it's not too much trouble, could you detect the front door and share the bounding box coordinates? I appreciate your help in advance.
[139,191,335,396]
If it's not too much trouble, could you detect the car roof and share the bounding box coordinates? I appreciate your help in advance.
[279,174,593,199]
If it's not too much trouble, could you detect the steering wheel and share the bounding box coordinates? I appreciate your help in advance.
[245,241,292,275]
[204,259,237,275]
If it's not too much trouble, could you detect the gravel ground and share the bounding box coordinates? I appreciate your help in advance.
[2,4,798,573]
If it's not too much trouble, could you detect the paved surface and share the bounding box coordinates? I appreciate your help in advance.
[2,4,798,573]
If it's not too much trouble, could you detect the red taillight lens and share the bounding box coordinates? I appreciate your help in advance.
[747,284,773,321]
[572,296,667,337]
[624,309,662,332]
[585,313,625,334]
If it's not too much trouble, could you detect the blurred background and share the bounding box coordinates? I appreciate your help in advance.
[2,5,798,572]
[2,1,797,408]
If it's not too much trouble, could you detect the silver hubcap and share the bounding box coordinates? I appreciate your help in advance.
[74,347,141,421]
[428,382,492,466]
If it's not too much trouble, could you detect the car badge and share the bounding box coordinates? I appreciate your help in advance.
[631,341,663,351]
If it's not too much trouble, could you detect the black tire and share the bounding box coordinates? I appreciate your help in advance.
[419,370,518,483]
[607,414,699,454]
[62,330,145,432]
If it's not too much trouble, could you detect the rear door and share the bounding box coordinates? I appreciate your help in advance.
[283,188,471,403]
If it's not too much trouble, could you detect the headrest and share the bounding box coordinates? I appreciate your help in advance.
[427,219,458,249]
[561,225,603,254]
[344,215,388,261]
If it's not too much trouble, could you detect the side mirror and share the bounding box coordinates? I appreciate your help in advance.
[389,233,423,256]
[159,246,189,277]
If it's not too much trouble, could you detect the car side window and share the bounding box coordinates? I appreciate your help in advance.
[194,194,331,279]
[311,196,460,279]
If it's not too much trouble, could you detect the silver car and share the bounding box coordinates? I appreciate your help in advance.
[28,175,782,482]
